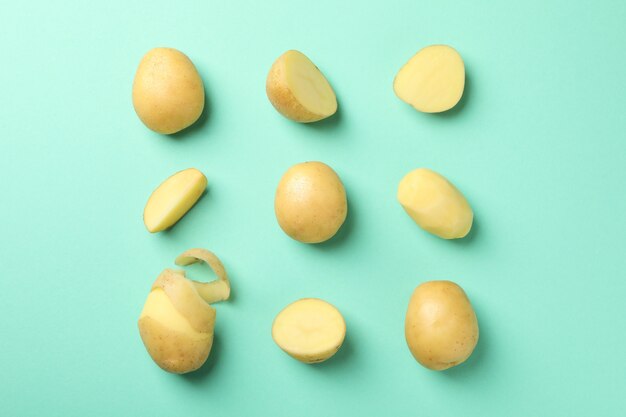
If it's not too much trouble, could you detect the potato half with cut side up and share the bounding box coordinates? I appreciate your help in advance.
[272,298,346,363]
[266,50,337,122]
[394,45,465,113]
[138,248,231,374]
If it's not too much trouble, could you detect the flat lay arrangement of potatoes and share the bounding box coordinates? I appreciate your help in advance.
[132,44,481,375]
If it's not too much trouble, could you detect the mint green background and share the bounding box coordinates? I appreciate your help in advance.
[1,0,625,415]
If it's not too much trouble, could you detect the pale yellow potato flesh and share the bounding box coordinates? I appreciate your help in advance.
[143,168,207,233]
[272,298,346,363]
[132,47,205,134]
[405,281,479,371]
[266,50,337,123]
[275,161,347,243]
[394,45,465,113]
[137,250,231,374]
[397,168,473,239]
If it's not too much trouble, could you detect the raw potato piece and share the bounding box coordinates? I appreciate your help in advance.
[266,50,337,122]
[132,47,205,134]
[138,249,231,374]
[394,45,465,113]
[272,298,346,363]
[405,281,479,371]
[275,161,347,243]
[143,168,207,233]
[397,168,473,239]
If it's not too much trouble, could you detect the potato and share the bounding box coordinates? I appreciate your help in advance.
[132,47,205,134]
[138,249,230,374]
[405,281,479,370]
[143,168,207,233]
[272,298,346,363]
[397,168,473,239]
[394,45,465,113]
[266,50,337,122]
[275,161,347,243]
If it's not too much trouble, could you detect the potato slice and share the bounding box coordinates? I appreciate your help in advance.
[143,168,207,233]
[394,45,465,113]
[266,50,337,123]
[272,298,346,363]
[398,168,473,239]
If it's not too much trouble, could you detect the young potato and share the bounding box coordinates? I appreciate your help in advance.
[275,161,347,243]
[143,168,207,233]
[397,168,473,239]
[405,281,479,371]
[132,47,205,134]
[138,249,230,374]
[272,298,346,363]
[394,45,465,113]
[266,50,337,122]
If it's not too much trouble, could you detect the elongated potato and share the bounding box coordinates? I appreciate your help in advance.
[133,47,205,134]
[394,45,465,113]
[405,281,479,370]
[143,168,207,233]
[275,161,347,243]
[266,50,337,122]
[397,168,473,239]
[272,298,346,363]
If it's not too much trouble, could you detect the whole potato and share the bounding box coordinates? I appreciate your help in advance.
[405,281,479,370]
[132,47,204,134]
[275,161,347,243]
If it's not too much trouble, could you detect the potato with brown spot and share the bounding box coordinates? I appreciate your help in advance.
[405,280,479,370]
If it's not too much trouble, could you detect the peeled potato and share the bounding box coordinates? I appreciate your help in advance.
[405,281,479,371]
[132,47,205,134]
[275,161,347,243]
[272,298,346,363]
[394,45,465,113]
[143,168,207,233]
[397,168,473,239]
[138,249,231,374]
[266,50,337,122]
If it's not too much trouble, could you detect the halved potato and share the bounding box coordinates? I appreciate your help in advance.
[272,298,346,363]
[266,50,337,123]
[394,45,465,113]
[143,168,207,233]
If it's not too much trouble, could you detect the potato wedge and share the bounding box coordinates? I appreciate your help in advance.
[266,50,337,122]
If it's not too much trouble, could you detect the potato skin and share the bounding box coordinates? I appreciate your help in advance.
[405,281,479,370]
[132,47,204,134]
[274,162,347,243]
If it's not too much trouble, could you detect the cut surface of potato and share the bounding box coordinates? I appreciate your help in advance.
[143,168,207,233]
[397,168,473,239]
[266,50,337,122]
[394,45,465,113]
[272,298,346,363]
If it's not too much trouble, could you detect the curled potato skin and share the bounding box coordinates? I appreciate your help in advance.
[405,281,479,371]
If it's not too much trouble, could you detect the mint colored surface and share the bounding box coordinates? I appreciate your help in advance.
[1,1,625,415]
